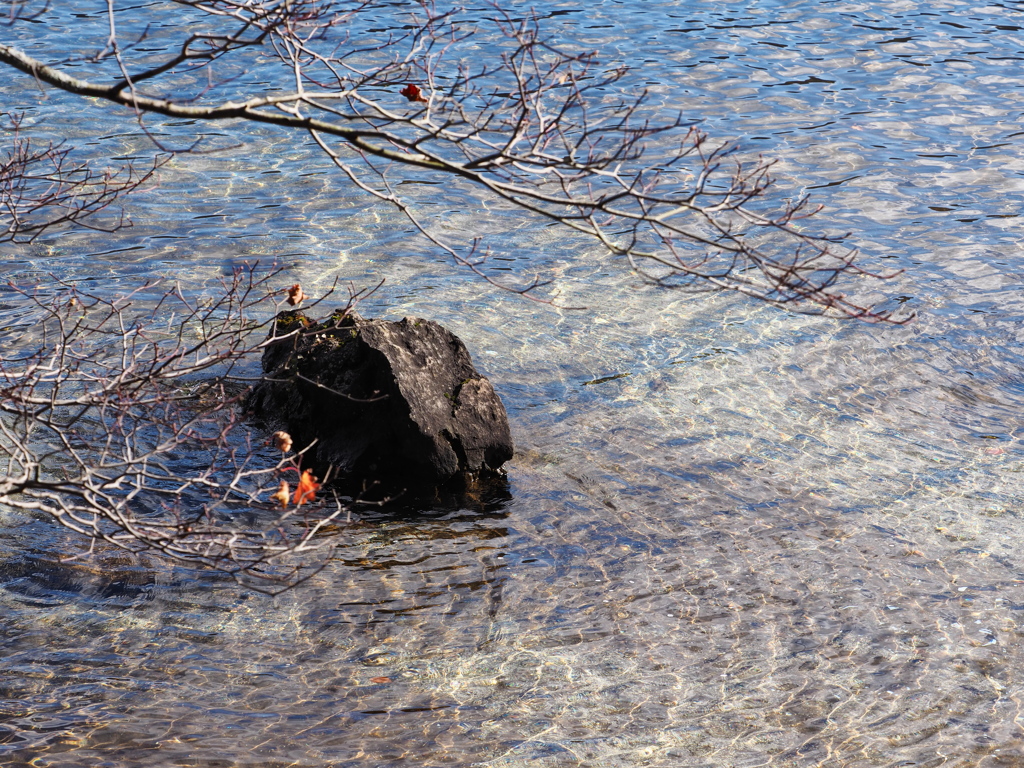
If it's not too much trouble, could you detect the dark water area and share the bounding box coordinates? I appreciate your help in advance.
[4,0,1024,765]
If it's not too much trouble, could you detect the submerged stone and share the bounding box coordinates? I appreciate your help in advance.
[245,310,514,496]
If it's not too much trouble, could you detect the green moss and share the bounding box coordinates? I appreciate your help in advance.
[274,311,311,334]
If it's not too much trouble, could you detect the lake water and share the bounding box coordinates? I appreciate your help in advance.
[3,0,1024,765]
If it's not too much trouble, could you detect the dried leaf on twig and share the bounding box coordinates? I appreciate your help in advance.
[271,480,291,509]
[293,469,321,506]
[400,84,428,103]
[273,431,293,453]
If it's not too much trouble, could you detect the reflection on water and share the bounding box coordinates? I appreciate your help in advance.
[4,0,1024,765]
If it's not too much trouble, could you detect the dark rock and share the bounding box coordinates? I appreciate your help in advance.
[245,310,514,495]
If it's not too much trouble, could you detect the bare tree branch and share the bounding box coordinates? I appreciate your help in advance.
[0,267,385,593]
[0,1,920,590]
[0,0,910,320]
[0,112,165,243]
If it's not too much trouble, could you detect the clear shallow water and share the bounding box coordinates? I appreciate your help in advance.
[3,0,1024,766]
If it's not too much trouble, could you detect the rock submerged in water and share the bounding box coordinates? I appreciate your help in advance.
[245,310,514,495]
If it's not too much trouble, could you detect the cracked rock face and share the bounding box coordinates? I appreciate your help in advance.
[245,311,514,494]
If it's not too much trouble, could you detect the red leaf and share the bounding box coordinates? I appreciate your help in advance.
[400,83,428,103]
[292,469,321,505]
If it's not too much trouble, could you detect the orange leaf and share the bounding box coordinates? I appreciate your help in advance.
[293,469,321,505]
[271,480,290,509]
[286,283,305,306]
[400,83,428,103]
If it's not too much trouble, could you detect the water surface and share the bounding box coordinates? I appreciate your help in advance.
[3,0,1024,765]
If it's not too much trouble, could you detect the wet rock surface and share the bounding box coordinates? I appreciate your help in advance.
[245,311,514,496]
